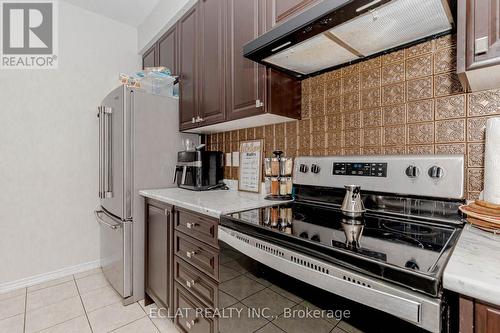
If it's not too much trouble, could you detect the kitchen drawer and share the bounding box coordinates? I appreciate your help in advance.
[175,231,219,280]
[174,282,218,333]
[175,209,218,247]
[174,256,218,308]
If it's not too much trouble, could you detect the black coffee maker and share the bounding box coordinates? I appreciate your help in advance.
[174,145,225,191]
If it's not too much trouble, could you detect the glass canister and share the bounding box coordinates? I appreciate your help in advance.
[264,158,273,176]
[280,157,293,176]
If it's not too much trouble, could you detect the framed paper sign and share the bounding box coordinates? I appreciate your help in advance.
[238,140,263,193]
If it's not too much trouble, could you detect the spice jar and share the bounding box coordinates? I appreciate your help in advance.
[265,178,271,195]
[271,158,280,176]
[286,177,293,195]
[280,178,288,196]
[264,158,272,176]
[280,158,293,176]
[270,177,280,195]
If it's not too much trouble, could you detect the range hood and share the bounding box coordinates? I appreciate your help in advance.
[244,0,454,78]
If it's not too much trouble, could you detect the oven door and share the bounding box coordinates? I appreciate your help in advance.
[218,225,442,333]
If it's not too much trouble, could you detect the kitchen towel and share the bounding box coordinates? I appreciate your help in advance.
[484,117,500,204]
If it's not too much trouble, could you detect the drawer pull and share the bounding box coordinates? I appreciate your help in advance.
[186,222,198,229]
[186,278,198,288]
[186,319,198,329]
[186,250,197,258]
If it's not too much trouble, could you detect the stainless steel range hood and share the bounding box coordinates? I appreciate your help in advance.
[243,0,454,78]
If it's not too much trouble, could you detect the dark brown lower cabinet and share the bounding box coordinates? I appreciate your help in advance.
[174,282,219,333]
[460,295,500,333]
[145,199,174,312]
[145,199,220,332]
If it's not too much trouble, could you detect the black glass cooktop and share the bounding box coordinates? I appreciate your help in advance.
[220,202,462,297]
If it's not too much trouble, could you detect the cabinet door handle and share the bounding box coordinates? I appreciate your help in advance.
[186,319,197,329]
[186,250,197,258]
[186,222,198,229]
[186,278,198,288]
[475,36,489,55]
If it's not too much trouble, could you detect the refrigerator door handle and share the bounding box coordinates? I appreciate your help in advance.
[98,106,104,199]
[103,107,113,198]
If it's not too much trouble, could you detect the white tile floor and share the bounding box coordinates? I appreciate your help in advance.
[0,268,179,333]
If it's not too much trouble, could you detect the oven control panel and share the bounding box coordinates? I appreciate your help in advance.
[333,162,387,177]
[293,155,465,199]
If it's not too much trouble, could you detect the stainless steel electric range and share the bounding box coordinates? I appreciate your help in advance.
[219,155,465,333]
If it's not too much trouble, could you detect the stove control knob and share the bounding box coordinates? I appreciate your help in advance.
[405,165,419,178]
[299,232,309,239]
[311,164,320,174]
[428,166,444,179]
[311,234,320,242]
[299,164,309,173]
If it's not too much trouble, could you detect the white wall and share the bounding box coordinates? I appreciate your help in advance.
[0,1,140,286]
[137,0,195,53]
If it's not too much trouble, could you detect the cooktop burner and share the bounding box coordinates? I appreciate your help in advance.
[221,200,462,296]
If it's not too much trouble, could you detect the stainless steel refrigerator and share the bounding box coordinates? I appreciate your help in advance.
[94,85,198,304]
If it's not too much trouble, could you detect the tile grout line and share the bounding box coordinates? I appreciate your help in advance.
[138,301,162,333]
[254,322,286,333]
[25,281,84,313]
[31,314,87,333]
[75,284,121,314]
[107,313,148,333]
[73,274,94,333]
[25,276,74,294]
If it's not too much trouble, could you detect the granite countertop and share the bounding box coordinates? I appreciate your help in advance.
[139,185,285,218]
[444,224,500,306]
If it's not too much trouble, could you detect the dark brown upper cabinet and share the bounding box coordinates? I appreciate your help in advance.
[197,0,226,126]
[142,0,301,133]
[178,5,199,131]
[142,45,156,69]
[222,0,301,127]
[458,0,500,91]
[158,26,177,75]
[267,0,320,28]
[225,0,266,121]
[178,0,225,131]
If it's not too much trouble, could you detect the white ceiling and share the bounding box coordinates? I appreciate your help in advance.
[63,0,160,27]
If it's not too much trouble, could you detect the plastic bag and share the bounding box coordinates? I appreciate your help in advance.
[119,67,178,96]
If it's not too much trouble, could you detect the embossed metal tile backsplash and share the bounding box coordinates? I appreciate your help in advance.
[208,34,500,200]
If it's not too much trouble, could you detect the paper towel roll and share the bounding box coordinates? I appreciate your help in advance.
[483,117,500,204]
